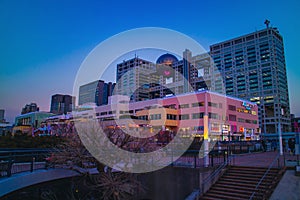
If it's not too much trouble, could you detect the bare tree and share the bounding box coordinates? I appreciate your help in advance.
[47,122,145,200]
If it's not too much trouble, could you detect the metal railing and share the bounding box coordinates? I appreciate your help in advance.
[249,153,283,200]
[0,149,53,178]
[170,149,229,168]
[198,153,235,198]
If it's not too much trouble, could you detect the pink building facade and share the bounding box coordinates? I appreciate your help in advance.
[94,90,259,141]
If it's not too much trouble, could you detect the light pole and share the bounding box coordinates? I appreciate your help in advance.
[278,118,283,155]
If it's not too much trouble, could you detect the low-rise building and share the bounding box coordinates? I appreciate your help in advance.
[94,90,259,141]
[13,112,55,135]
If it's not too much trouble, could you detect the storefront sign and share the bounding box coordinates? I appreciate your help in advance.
[242,102,253,110]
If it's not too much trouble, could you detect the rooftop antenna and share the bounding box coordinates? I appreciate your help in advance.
[264,19,270,29]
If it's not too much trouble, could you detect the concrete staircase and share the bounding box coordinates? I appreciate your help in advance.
[200,166,284,200]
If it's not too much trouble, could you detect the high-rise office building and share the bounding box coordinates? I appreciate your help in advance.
[0,109,5,122]
[50,94,75,114]
[79,80,115,106]
[116,51,203,101]
[116,57,156,101]
[21,103,39,114]
[116,51,216,101]
[209,27,291,133]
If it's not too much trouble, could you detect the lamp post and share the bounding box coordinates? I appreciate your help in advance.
[278,106,284,156]
[278,122,283,155]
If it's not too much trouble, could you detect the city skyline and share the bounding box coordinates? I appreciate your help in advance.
[1,0,300,122]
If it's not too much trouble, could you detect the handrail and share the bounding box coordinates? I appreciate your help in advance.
[199,153,234,196]
[0,149,55,178]
[249,153,281,200]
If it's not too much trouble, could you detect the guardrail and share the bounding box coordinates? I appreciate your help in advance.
[249,153,283,200]
[199,153,234,196]
[170,149,230,169]
[0,149,53,178]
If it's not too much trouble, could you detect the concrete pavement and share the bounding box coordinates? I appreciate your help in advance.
[270,170,300,200]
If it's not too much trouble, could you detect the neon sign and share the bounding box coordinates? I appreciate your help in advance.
[241,102,253,111]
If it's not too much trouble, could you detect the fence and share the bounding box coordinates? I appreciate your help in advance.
[0,149,52,177]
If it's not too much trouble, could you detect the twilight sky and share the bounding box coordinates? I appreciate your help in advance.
[1,0,300,123]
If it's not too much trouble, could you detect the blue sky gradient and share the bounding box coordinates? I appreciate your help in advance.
[1,0,300,122]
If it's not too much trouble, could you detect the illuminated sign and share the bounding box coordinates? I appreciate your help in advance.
[241,102,253,111]
[203,115,208,139]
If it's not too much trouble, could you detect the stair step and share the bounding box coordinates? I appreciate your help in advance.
[200,166,284,200]
[203,192,248,200]
[214,182,261,191]
[211,186,254,195]
[221,175,274,183]
[210,190,250,198]
[226,171,276,177]
[229,166,279,173]
[219,177,260,184]
[200,196,219,200]
[228,170,279,176]
[217,180,269,189]
[221,175,270,182]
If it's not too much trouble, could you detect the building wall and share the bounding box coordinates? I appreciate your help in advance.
[116,57,156,101]
[50,94,74,115]
[0,109,4,122]
[79,80,99,105]
[94,91,259,141]
[14,112,55,128]
[79,80,115,106]
[21,103,39,114]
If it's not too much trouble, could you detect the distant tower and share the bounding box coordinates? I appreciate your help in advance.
[79,80,115,106]
[50,94,74,115]
[264,19,270,28]
[0,109,4,122]
[21,103,39,114]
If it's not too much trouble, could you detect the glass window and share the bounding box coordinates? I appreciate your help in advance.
[179,114,189,120]
[192,102,204,107]
[208,102,218,108]
[167,114,177,120]
[229,114,236,121]
[179,104,189,109]
[150,114,161,120]
[209,113,218,119]
[228,105,236,111]
[192,113,204,119]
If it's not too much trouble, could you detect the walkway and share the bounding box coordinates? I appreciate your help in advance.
[232,151,298,167]
[0,163,99,198]
[0,168,81,197]
[270,170,300,200]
